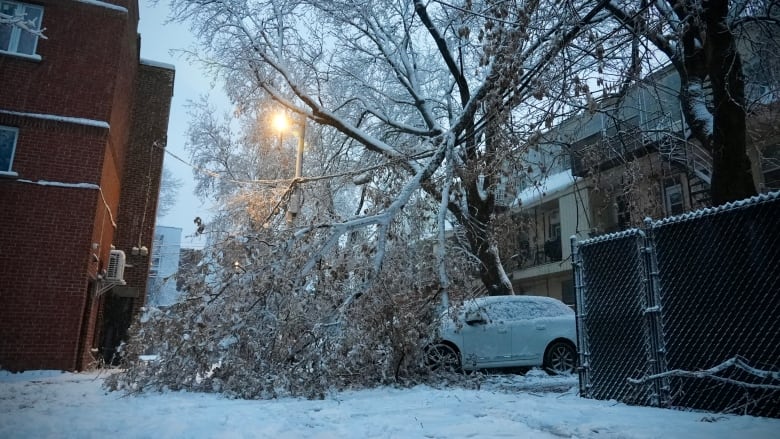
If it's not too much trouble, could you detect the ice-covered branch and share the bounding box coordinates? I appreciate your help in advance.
[436,133,456,291]
[628,356,780,391]
[0,13,47,39]
[241,30,419,172]
[295,135,450,279]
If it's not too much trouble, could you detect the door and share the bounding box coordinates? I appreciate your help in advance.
[459,304,513,368]
[510,301,549,365]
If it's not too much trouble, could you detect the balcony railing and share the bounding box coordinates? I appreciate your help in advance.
[508,237,563,271]
[570,113,681,177]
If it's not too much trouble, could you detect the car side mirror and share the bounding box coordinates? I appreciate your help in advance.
[465,310,487,325]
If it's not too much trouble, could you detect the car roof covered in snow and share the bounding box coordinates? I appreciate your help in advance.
[462,295,574,319]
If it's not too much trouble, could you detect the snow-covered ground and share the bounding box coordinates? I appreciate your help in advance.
[1,369,777,438]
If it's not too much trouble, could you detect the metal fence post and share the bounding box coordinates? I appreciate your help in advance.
[641,218,670,407]
[571,236,591,398]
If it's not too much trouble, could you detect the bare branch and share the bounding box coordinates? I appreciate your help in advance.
[628,356,780,391]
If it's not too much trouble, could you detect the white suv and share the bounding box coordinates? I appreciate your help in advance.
[428,295,577,374]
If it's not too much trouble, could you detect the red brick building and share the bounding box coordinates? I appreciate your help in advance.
[0,0,174,371]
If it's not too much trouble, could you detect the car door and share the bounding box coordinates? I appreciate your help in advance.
[459,303,513,368]
[510,301,547,365]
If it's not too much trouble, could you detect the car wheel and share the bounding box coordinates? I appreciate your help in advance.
[425,343,461,373]
[544,341,576,375]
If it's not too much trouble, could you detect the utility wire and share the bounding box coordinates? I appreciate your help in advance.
[154,142,433,187]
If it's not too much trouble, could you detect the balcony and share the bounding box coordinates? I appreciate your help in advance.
[508,236,562,271]
[570,113,684,177]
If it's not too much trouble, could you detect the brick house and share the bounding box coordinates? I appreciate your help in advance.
[0,0,174,371]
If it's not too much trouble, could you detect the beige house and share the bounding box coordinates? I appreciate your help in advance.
[506,170,588,304]
[504,48,780,305]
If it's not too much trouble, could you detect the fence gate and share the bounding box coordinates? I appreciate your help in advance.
[573,192,779,418]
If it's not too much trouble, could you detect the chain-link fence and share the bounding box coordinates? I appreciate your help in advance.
[573,192,780,418]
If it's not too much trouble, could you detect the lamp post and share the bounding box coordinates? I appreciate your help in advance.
[273,113,306,223]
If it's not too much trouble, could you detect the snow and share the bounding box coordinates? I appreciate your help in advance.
[579,227,642,246]
[511,169,580,209]
[686,81,714,136]
[652,190,779,227]
[0,110,109,129]
[17,179,99,190]
[73,0,128,13]
[140,58,176,71]
[461,295,574,321]
[1,370,777,438]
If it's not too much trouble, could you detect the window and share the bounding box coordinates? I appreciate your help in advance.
[760,144,780,192]
[561,279,575,307]
[0,1,44,56]
[548,209,560,240]
[149,234,164,277]
[494,180,506,205]
[0,125,18,173]
[664,179,685,216]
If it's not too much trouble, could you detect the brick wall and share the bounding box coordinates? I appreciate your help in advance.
[107,63,175,345]
[0,114,118,371]
[0,1,147,371]
[0,1,136,123]
[0,180,98,371]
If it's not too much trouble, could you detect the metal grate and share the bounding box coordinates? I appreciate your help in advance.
[573,192,780,418]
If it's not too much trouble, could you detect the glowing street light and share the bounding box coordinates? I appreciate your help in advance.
[272,113,290,132]
[273,112,306,223]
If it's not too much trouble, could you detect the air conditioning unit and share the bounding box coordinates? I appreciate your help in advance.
[106,249,126,282]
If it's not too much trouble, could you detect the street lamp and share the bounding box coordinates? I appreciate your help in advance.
[273,112,306,223]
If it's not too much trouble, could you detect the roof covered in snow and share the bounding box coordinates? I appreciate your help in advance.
[140,58,176,71]
[511,169,581,209]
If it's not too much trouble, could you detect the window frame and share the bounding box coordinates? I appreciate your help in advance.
[494,179,506,205]
[0,1,44,58]
[663,178,685,216]
[0,125,19,175]
[548,209,561,241]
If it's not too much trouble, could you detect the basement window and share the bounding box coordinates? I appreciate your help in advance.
[0,1,44,57]
[0,125,18,174]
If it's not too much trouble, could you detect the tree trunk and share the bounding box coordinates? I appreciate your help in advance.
[704,0,757,205]
[460,218,514,296]
[475,240,514,296]
[679,0,757,205]
[461,178,514,296]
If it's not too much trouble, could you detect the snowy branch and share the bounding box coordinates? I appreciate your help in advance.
[628,356,780,391]
[0,12,47,40]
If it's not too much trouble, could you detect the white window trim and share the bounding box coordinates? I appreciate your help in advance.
[0,49,40,61]
[664,180,685,216]
[0,125,19,173]
[0,1,44,57]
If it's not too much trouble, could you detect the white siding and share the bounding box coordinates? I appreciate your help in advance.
[559,189,590,260]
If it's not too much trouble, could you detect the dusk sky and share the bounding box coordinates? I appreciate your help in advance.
[138,1,227,249]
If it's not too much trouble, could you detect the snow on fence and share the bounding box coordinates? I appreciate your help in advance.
[572,191,780,418]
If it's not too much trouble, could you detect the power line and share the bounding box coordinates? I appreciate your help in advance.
[154,143,292,186]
